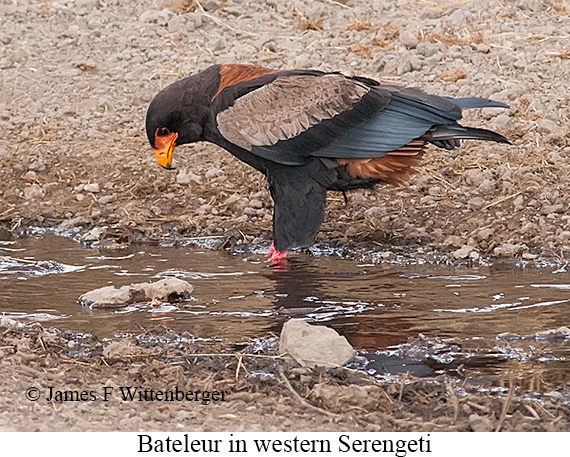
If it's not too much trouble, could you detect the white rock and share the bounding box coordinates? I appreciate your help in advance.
[84,183,100,193]
[279,319,355,368]
[78,278,194,308]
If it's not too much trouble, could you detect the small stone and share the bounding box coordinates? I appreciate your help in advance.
[541,204,564,215]
[493,243,526,257]
[249,199,263,209]
[537,119,559,135]
[492,113,514,130]
[416,41,440,58]
[98,195,113,204]
[205,167,223,179]
[198,204,213,215]
[83,227,104,242]
[468,197,486,210]
[546,151,563,164]
[364,206,384,218]
[546,391,563,402]
[139,9,164,24]
[453,245,474,259]
[176,170,192,186]
[428,186,442,196]
[400,30,418,49]
[84,183,100,193]
[477,179,496,195]
[205,0,222,11]
[469,414,494,432]
[24,184,45,200]
[397,57,413,75]
[444,235,464,247]
[279,319,355,368]
[513,194,525,209]
[103,339,151,359]
[78,285,132,308]
[78,278,194,309]
[76,0,99,9]
[476,43,490,53]
[28,160,46,172]
[23,170,37,181]
[475,228,494,241]
[534,326,570,341]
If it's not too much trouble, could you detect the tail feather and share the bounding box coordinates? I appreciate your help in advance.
[447,97,510,110]
[429,125,511,149]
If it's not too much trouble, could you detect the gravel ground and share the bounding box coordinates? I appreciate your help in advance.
[1,0,570,261]
[1,323,568,432]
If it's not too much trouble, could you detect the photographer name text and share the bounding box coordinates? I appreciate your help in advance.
[29,386,227,404]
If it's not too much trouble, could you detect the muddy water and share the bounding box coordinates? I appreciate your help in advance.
[1,236,569,389]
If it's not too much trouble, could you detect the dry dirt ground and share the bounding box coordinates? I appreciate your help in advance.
[1,323,569,432]
[1,0,570,261]
[1,0,570,432]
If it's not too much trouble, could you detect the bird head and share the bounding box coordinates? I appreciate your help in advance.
[145,77,211,169]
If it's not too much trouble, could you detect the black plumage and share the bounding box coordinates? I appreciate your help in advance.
[146,64,511,261]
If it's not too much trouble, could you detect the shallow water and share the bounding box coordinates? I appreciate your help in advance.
[1,236,569,389]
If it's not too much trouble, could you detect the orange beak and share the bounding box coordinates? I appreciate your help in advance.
[153,132,178,169]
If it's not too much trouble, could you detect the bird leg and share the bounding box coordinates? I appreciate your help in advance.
[268,242,288,263]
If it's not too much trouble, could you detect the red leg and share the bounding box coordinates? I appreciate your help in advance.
[268,242,288,263]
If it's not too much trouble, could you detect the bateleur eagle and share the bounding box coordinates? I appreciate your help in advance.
[146,64,510,262]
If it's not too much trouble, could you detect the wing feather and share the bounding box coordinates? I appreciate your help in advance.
[216,74,372,151]
[214,68,506,167]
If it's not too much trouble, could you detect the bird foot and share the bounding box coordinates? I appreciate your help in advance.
[267,242,288,263]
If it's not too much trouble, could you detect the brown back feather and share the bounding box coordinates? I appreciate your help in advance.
[212,64,280,100]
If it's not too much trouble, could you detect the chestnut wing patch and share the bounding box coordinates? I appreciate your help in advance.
[212,64,280,100]
[216,74,370,151]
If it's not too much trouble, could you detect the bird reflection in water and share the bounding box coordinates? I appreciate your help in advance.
[265,256,413,350]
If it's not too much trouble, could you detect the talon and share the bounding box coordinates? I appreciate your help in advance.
[268,242,288,263]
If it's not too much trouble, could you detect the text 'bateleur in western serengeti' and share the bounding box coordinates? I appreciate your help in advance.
[146,64,510,262]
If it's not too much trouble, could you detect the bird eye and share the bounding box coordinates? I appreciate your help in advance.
[156,127,170,137]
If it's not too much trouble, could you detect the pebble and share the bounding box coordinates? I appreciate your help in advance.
[79,278,194,308]
[176,170,192,186]
[98,195,113,204]
[492,113,514,130]
[444,235,464,247]
[469,414,494,432]
[537,119,559,135]
[541,204,564,215]
[279,319,355,368]
[249,199,263,209]
[24,184,45,200]
[364,206,384,218]
[205,167,223,179]
[28,160,46,172]
[475,228,494,241]
[453,245,474,259]
[83,227,104,241]
[468,197,486,210]
[84,183,100,193]
[493,243,526,257]
[400,30,418,49]
[76,0,99,9]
